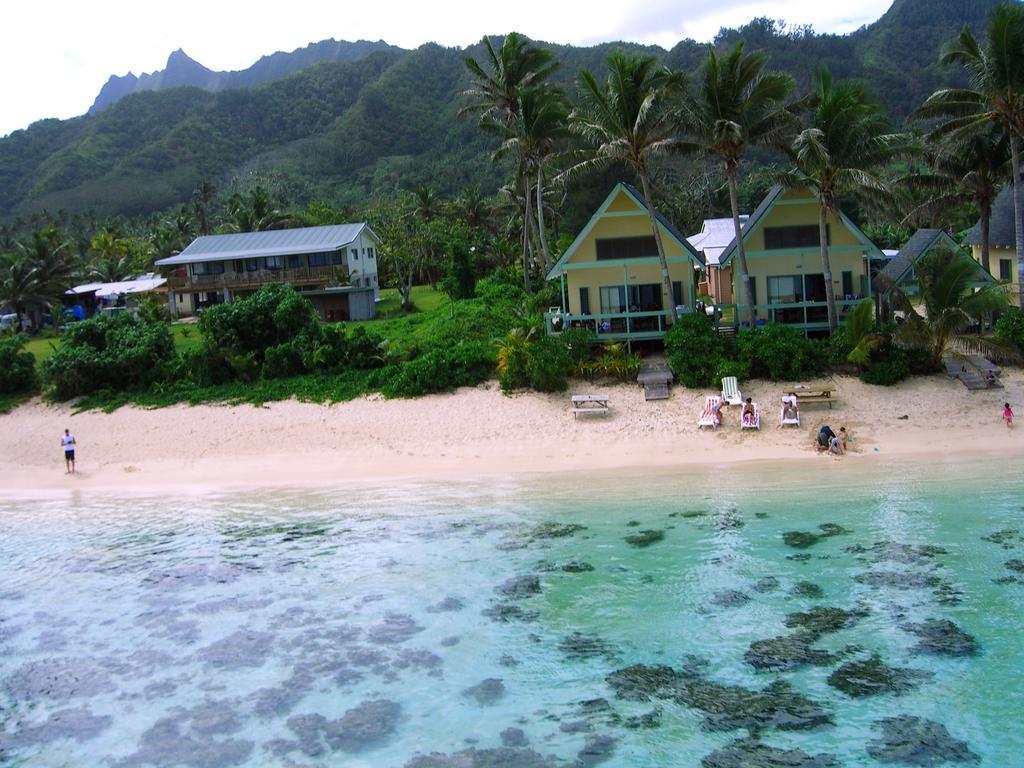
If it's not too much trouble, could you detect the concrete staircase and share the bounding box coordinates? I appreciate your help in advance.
[638,357,673,401]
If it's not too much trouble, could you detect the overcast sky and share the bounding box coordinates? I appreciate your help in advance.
[2,0,892,137]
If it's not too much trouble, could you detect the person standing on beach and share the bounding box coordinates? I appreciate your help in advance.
[1003,403,1014,429]
[61,429,76,473]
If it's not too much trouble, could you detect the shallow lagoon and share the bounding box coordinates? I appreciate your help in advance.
[1,459,1022,767]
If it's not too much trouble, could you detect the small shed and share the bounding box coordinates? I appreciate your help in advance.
[304,286,377,322]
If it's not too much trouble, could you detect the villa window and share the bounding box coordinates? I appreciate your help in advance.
[288,255,302,269]
[368,248,375,260]
[767,275,803,304]
[842,270,854,297]
[595,236,657,261]
[1000,258,1012,281]
[192,261,224,276]
[599,286,626,313]
[265,256,283,270]
[308,253,332,267]
[764,225,828,250]
[331,250,344,265]
[245,258,260,272]
[351,248,359,260]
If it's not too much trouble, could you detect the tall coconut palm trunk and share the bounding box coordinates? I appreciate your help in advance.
[639,171,678,326]
[819,203,838,334]
[727,168,756,329]
[1012,134,1024,307]
[979,200,992,273]
[535,166,552,274]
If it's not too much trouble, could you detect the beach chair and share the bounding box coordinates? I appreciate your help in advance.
[741,403,760,430]
[780,395,800,427]
[721,376,743,406]
[698,396,721,429]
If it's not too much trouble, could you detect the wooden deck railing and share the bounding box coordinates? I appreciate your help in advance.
[167,266,338,291]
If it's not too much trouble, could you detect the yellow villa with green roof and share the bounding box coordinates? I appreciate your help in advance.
[716,185,883,336]
[544,183,705,344]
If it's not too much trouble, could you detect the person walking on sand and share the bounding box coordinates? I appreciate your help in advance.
[1004,403,1014,429]
[61,429,76,473]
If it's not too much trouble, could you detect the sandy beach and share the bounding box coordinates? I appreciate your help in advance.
[0,371,1021,496]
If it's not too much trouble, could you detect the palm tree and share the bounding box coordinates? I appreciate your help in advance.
[88,229,133,283]
[917,2,1024,304]
[462,33,559,290]
[0,252,37,332]
[191,180,216,236]
[412,186,443,222]
[485,85,570,275]
[893,247,1014,368]
[455,186,495,233]
[783,68,910,334]
[905,129,1009,274]
[567,52,687,324]
[461,32,558,123]
[679,42,795,329]
[225,186,293,232]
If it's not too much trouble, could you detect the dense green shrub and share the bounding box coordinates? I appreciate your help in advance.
[713,358,751,384]
[525,336,571,392]
[860,339,910,386]
[737,323,823,381]
[381,340,494,398]
[995,308,1024,352]
[665,314,726,388]
[42,313,175,399]
[0,334,38,395]
[198,284,321,368]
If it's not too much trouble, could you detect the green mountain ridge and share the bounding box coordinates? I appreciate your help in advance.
[0,0,1002,222]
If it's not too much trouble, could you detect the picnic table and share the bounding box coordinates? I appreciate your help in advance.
[788,385,836,409]
[571,394,610,418]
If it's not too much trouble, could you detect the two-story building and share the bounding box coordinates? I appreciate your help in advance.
[544,183,705,345]
[715,185,882,336]
[964,184,1020,306]
[154,224,381,321]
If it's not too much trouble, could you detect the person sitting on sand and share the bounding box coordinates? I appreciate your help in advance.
[829,432,844,456]
[838,426,849,450]
[817,425,835,452]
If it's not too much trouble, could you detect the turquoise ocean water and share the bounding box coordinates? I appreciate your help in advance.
[0,458,1022,767]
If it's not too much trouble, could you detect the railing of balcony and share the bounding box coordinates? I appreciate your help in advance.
[168,266,338,290]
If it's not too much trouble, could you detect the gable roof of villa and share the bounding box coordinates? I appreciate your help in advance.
[718,185,885,266]
[154,223,379,267]
[965,182,1015,248]
[878,228,995,293]
[547,183,704,279]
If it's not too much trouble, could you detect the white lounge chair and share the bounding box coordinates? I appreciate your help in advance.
[741,403,760,430]
[721,376,743,406]
[698,396,721,429]
[780,395,800,427]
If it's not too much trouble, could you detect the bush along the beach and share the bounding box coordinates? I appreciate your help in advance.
[0,333,38,396]
[995,307,1024,353]
[665,313,726,387]
[860,336,910,386]
[738,323,824,381]
[42,312,175,399]
[380,340,494,397]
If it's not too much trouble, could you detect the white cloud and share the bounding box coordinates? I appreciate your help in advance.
[0,0,891,137]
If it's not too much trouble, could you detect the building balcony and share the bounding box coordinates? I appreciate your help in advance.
[166,265,341,292]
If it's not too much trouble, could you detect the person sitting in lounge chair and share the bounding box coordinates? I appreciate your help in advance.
[783,400,798,421]
[741,397,755,426]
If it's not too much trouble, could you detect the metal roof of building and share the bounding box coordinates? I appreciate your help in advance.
[154,224,377,266]
[67,274,166,297]
[687,216,748,267]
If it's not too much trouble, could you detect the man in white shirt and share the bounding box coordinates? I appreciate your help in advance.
[61,429,76,473]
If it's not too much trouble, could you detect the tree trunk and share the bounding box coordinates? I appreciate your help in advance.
[639,170,678,326]
[979,199,992,274]
[536,165,552,274]
[523,187,534,293]
[1012,133,1024,308]
[727,168,756,329]
[820,203,837,335]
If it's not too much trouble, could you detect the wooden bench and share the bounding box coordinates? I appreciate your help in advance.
[788,387,836,409]
[571,394,610,418]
